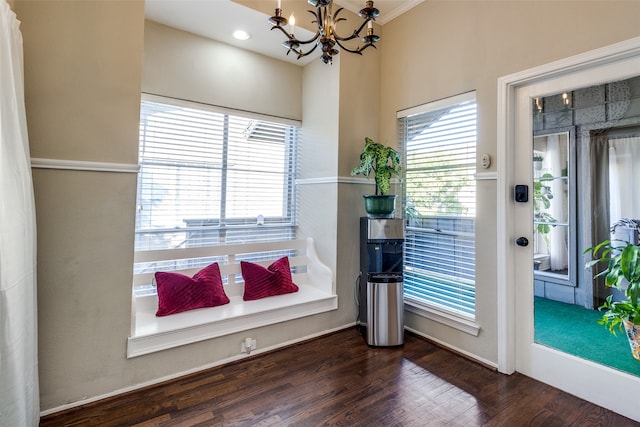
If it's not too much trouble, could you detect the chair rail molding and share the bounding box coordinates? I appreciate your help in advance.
[31,158,139,173]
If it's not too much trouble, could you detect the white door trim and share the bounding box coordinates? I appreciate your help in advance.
[497,36,640,421]
[497,35,640,375]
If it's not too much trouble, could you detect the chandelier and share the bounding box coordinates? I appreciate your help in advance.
[269,0,381,65]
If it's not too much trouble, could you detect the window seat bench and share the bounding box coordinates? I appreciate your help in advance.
[127,238,337,358]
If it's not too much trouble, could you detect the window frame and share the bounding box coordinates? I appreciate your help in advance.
[398,91,480,335]
[134,94,301,294]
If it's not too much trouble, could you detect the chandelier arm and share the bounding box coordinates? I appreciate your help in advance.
[270,25,294,39]
[308,8,321,24]
[292,9,323,46]
[295,42,320,59]
[294,31,322,46]
[358,43,377,53]
[345,19,371,41]
[334,39,378,54]
[330,8,372,42]
[271,24,321,47]
[334,39,365,55]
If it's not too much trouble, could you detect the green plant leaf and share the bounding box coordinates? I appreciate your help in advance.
[589,240,640,335]
[351,137,402,196]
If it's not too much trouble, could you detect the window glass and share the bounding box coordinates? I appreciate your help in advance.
[134,97,298,294]
[399,93,477,318]
[533,133,570,278]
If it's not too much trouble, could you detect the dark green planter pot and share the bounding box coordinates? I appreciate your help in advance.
[363,195,397,218]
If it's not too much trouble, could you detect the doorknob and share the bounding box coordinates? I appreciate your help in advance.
[516,237,529,247]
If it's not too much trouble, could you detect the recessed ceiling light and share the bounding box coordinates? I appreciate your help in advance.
[233,30,251,40]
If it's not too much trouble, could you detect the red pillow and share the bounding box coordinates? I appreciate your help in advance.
[155,262,229,316]
[241,256,299,301]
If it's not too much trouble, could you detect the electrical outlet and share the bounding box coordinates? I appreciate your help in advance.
[241,338,257,354]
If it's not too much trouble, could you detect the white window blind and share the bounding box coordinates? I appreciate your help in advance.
[399,92,477,318]
[134,97,298,292]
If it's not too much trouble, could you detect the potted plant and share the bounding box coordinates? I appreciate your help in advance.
[584,239,640,361]
[533,173,556,245]
[351,137,402,218]
[533,154,544,170]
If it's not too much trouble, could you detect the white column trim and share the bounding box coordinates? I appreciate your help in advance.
[31,158,139,173]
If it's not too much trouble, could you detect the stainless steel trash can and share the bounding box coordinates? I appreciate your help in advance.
[366,273,404,346]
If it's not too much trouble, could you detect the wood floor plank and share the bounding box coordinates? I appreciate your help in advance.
[40,328,639,427]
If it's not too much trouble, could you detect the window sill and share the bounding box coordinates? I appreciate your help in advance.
[404,299,481,336]
[127,287,337,358]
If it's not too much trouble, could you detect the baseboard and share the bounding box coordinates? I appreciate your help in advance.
[40,323,356,417]
[404,326,498,371]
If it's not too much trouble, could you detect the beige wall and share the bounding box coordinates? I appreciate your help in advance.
[20,1,142,164]
[143,20,303,121]
[379,0,640,362]
[14,0,145,410]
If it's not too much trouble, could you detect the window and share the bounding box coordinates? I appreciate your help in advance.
[399,92,477,319]
[134,95,299,293]
[532,131,571,281]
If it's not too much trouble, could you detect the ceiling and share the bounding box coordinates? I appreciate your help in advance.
[144,0,424,66]
[329,0,424,24]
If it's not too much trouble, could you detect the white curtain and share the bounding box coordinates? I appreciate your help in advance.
[0,1,39,425]
[608,145,621,224]
[546,134,567,271]
[609,137,640,220]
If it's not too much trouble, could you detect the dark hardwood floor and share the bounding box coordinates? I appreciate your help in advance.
[40,327,638,427]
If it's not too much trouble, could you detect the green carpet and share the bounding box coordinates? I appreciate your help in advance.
[534,297,640,377]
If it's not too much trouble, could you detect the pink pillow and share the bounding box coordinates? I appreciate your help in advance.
[241,256,299,301]
[155,262,229,316]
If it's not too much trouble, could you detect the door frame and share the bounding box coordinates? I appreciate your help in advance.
[496,36,640,420]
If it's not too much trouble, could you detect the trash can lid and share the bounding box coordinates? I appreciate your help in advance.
[367,273,403,282]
